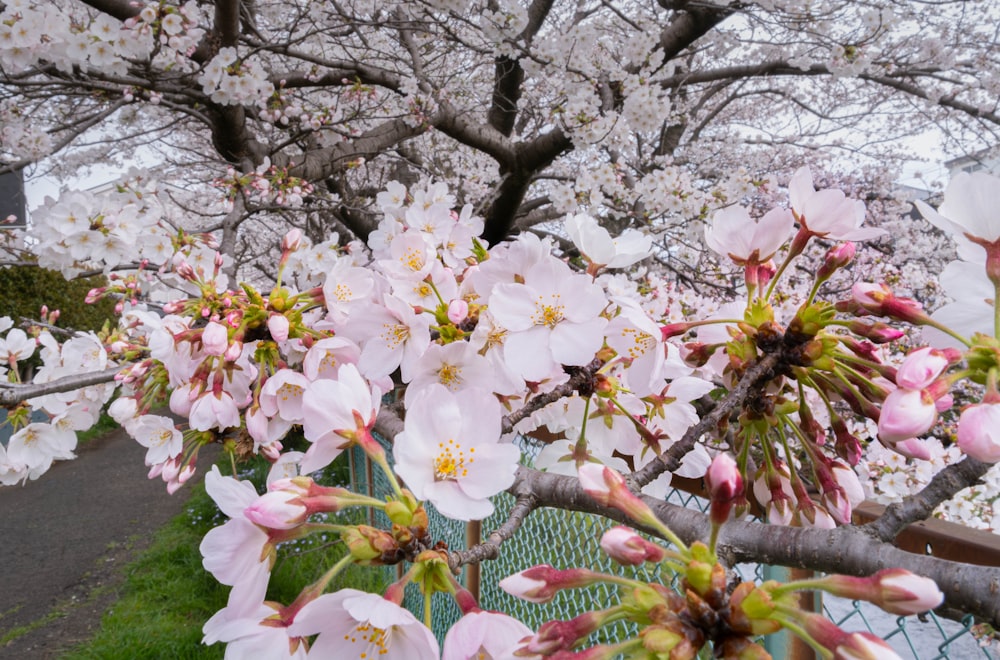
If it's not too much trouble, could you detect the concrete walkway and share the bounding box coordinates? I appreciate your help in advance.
[0,427,209,658]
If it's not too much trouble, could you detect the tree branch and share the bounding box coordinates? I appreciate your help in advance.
[447,493,538,571]
[500,360,601,434]
[516,465,1000,627]
[481,128,572,245]
[865,456,993,542]
[0,366,125,407]
[631,352,781,489]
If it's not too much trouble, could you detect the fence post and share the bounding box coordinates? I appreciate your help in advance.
[762,566,820,660]
[465,520,481,601]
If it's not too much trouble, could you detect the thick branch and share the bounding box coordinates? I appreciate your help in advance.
[486,57,524,137]
[214,0,242,48]
[866,456,993,542]
[658,62,1000,128]
[434,105,516,168]
[286,119,427,183]
[518,466,1000,627]
[76,0,138,21]
[481,128,572,245]
[0,366,125,407]
[655,3,733,63]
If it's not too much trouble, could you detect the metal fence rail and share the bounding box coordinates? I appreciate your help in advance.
[349,441,998,658]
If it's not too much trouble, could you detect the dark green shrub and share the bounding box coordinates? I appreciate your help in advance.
[0,264,117,333]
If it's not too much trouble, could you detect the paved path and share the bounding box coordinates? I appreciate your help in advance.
[0,427,208,658]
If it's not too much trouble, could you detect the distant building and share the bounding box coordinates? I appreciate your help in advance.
[945,148,1000,177]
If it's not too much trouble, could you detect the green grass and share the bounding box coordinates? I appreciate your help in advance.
[64,453,387,658]
[61,481,229,660]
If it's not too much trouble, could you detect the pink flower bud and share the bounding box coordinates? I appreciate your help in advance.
[244,490,307,529]
[825,463,865,524]
[873,569,944,614]
[175,261,196,281]
[202,321,228,356]
[705,453,743,525]
[515,612,604,655]
[224,340,243,362]
[847,320,905,344]
[161,455,182,482]
[577,463,655,524]
[831,418,862,465]
[797,499,837,529]
[169,386,193,416]
[817,242,856,280]
[765,499,794,526]
[281,228,303,251]
[599,527,666,565]
[177,463,196,484]
[268,314,290,342]
[851,282,886,309]
[835,632,902,660]
[821,486,853,526]
[890,437,933,460]
[851,282,929,325]
[820,569,943,616]
[877,389,937,445]
[499,565,602,604]
[957,403,1000,462]
[260,441,283,461]
[660,321,693,339]
[895,347,954,390]
[447,299,469,324]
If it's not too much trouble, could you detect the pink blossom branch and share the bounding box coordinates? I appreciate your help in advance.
[500,360,602,434]
[630,352,781,488]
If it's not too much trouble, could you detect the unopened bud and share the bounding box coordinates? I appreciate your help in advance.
[201,321,228,356]
[281,228,303,251]
[599,526,666,565]
[848,320,905,344]
[817,242,856,280]
[705,453,743,526]
[578,463,656,525]
[851,282,930,325]
[267,314,290,342]
[342,525,396,563]
[661,321,694,339]
[446,298,469,324]
[816,569,943,616]
[499,565,602,604]
[385,500,414,526]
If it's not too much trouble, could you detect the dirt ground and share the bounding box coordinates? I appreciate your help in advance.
[0,428,207,659]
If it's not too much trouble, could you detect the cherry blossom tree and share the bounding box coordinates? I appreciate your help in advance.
[3,0,1000,657]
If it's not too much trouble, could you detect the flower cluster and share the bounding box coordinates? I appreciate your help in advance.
[198,47,275,107]
[6,169,1000,657]
[216,159,315,209]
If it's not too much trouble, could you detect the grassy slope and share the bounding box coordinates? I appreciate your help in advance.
[64,454,385,659]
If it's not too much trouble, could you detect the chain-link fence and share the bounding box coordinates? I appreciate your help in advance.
[350,439,998,658]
